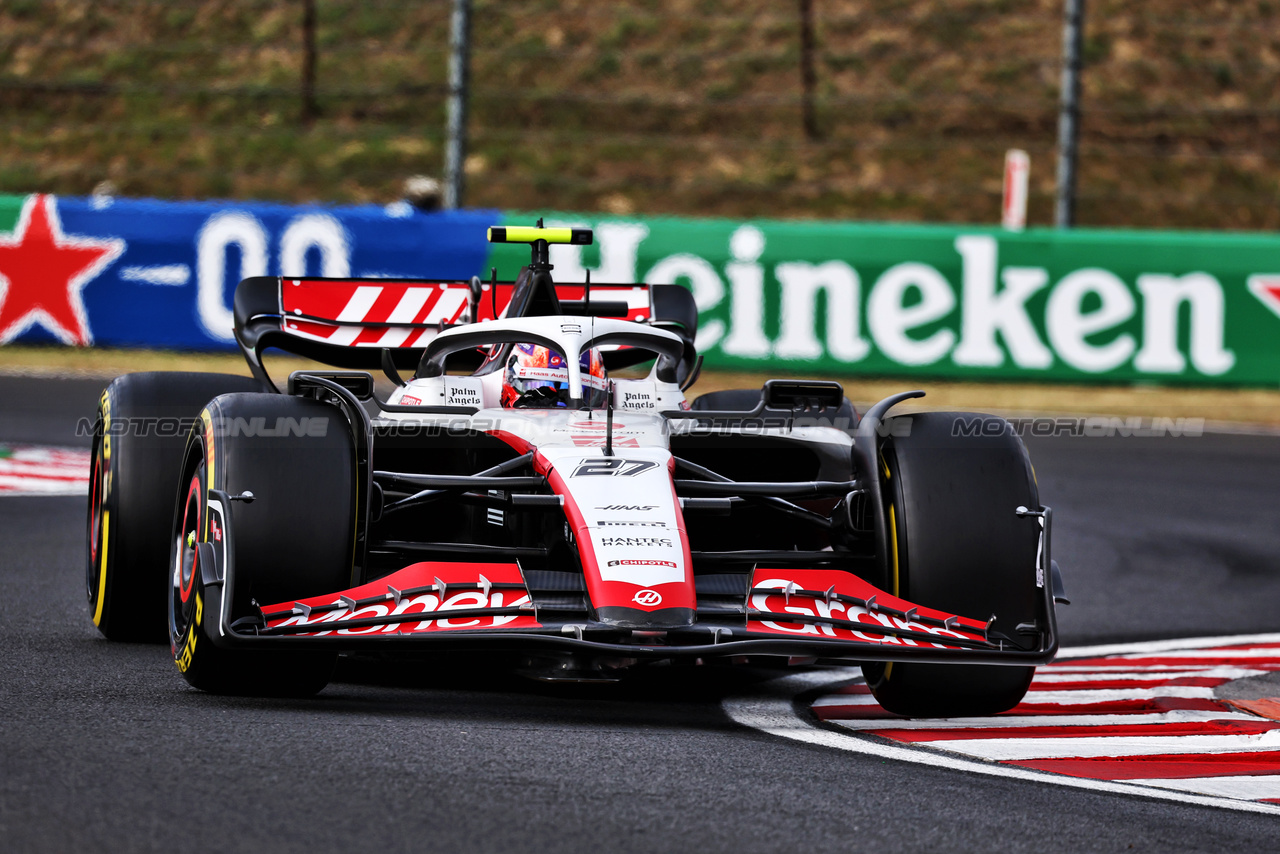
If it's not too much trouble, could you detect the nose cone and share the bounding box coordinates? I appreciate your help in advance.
[537,444,699,630]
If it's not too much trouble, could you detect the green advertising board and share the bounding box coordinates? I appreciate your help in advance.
[0,194,20,230]
[492,213,1280,386]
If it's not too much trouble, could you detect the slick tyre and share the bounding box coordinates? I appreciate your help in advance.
[169,393,357,696]
[87,371,263,642]
[863,411,1040,718]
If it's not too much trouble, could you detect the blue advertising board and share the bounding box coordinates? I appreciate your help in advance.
[0,193,497,350]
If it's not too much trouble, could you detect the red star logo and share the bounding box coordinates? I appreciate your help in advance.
[1248,274,1280,321]
[0,194,124,346]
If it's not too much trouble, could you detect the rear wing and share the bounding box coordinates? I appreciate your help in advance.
[233,274,697,390]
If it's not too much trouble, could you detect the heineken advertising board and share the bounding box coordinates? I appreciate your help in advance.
[492,214,1280,386]
[2,192,1279,386]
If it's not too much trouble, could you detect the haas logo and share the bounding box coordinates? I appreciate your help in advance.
[633,589,663,607]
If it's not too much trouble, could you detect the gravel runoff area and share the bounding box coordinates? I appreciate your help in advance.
[1,345,1277,429]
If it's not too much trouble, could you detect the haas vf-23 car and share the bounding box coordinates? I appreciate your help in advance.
[86,224,1066,716]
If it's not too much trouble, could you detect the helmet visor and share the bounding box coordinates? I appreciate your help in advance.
[506,347,608,408]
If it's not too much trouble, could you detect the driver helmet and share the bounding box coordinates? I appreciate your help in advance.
[501,344,608,408]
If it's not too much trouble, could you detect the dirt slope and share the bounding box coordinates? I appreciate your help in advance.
[1,0,1276,228]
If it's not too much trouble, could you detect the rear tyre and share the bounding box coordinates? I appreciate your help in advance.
[862,411,1040,718]
[168,393,356,696]
[87,371,263,641]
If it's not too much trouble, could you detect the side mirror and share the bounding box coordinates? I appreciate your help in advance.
[288,371,375,401]
[763,379,844,411]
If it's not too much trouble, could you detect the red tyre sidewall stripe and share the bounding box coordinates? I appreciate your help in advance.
[178,474,201,604]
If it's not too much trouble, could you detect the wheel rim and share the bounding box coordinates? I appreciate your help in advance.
[864,442,903,689]
[85,431,106,606]
[88,453,101,563]
[170,466,204,648]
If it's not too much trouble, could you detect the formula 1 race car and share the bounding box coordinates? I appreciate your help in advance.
[86,224,1065,716]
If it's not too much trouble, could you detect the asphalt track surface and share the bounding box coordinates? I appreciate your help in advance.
[3,375,1280,852]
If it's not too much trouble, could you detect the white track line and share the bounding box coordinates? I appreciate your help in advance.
[1059,634,1280,658]
[1013,686,1220,703]
[812,693,879,707]
[1044,665,1203,672]
[914,731,1280,761]
[816,685,1221,705]
[721,636,1280,816]
[1103,649,1280,661]
[824,709,1267,732]
[1128,776,1280,799]
[1028,668,1266,683]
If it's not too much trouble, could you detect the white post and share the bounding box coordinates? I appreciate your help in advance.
[1002,149,1030,231]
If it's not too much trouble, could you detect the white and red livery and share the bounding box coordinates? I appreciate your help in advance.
[90,224,1064,712]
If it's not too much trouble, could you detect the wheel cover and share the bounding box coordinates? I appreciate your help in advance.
[86,439,104,598]
[170,467,203,650]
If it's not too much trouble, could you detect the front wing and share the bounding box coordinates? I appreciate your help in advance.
[196,490,1058,666]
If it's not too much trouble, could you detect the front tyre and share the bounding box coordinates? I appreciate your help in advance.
[863,411,1041,718]
[169,393,356,696]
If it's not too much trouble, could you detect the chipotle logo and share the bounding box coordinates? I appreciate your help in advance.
[607,559,677,568]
